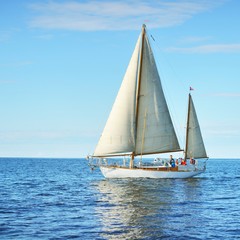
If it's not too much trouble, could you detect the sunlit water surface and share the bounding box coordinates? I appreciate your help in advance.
[0,158,239,239]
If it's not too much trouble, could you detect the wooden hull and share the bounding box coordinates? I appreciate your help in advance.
[100,166,205,179]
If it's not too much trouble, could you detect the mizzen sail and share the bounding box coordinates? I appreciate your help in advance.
[185,94,207,159]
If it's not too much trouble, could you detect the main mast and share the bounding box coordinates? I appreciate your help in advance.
[129,24,146,168]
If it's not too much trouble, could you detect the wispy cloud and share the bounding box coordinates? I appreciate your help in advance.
[28,0,225,31]
[0,80,16,84]
[211,92,240,97]
[0,31,12,42]
[167,44,240,53]
[179,36,213,44]
[0,61,33,68]
[206,123,240,138]
[0,129,97,142]
[34,34,54,40]
[0,130,81,143]
[0,28,21,42]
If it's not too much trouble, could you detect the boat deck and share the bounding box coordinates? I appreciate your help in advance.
[100,165,201,172]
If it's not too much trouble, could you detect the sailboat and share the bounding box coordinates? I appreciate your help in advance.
[87,24,208,178]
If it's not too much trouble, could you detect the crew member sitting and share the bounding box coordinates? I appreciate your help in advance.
[181,158,187,165]
[190,158,196,165]
[169,155,175,167]
[175,159,179,165]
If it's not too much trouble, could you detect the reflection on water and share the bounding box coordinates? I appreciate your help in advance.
[92,178,204,239]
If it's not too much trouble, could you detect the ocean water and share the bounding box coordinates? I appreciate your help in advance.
[0,158,239,240]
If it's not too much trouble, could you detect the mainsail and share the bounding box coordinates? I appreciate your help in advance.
[135,29,180,155]
[185,94,207,159]
[93,25,181,158]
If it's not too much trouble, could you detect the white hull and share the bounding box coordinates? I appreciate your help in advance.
[100,166,204,179]
[89,26,208,179]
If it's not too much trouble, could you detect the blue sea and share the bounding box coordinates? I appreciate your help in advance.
[0,158,239,240]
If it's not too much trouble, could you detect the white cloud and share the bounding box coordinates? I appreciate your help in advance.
[179,36,213,44]
[34,34,54,40]
[28,0,225,31]
[0,80,16,84]
[167,44,240,53]
[0,28,21,42]
[211,92,240,97]
[206,124,240,138]
[0,31,12,42]
[0,61,33,67]
[0,130,95,143]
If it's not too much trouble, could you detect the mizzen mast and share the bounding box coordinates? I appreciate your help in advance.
[184,93,191,161]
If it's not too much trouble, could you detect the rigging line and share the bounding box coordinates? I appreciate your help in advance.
[149,34,189,92]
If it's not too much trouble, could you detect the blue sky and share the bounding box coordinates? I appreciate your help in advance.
[0,0,240,158]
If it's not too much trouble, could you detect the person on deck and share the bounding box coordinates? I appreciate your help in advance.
[181,158,187,165]
[169,155,175,167]
[190,158,196,165]
[175,158,179,165]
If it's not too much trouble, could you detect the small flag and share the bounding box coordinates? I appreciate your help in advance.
[190,87,194,91]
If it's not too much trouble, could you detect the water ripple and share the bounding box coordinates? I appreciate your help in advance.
[0,158,240,239]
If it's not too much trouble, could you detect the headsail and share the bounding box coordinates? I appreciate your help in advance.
[185,94,207,159]
[93,25,181,158]
[93,36,140,157]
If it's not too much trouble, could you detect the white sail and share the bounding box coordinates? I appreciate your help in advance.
[93,25,181,157]
[93,36,141,157]
[185,94,207,159]
[89,25,207,178]
[135,32,181,155]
